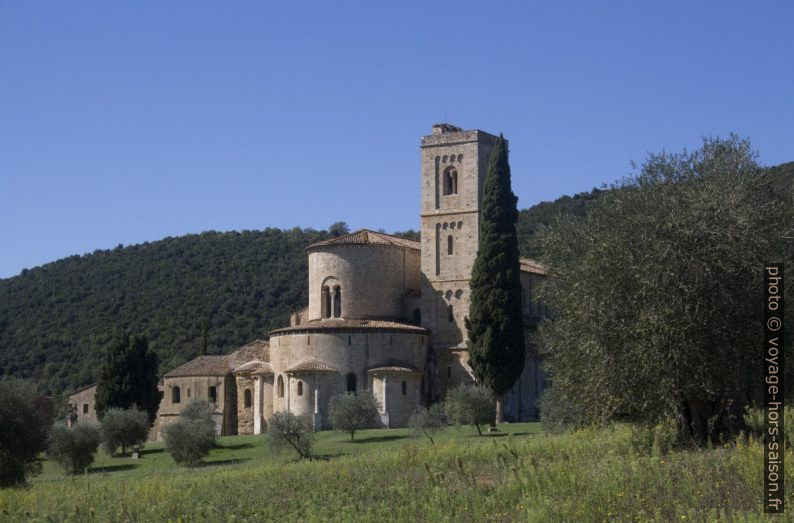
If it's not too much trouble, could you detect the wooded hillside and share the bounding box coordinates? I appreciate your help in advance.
[1,162,789,394]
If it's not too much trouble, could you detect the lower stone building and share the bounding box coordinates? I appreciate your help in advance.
[157,339,268,438]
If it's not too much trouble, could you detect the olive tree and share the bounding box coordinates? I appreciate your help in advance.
[100,407,150,456]
[537,136,793,444]
[0,378,50,486]
[48,423,102,475]
[444,385,495,436]
[328,392,381,441]
[267,411,314,459]
[162,401,216,467]
[408,403,449,445]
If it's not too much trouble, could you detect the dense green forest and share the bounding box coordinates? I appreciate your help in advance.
[1,163,790,395]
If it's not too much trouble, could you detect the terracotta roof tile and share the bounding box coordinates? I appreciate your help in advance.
[306,229,420,252]
[165,339,270,378]
[164,355,233,378]
[233,360,273,375]
[367,362,422,374]
[270,319,429,335]
[286,359,338,373]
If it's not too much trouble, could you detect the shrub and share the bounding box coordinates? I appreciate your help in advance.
[162,401,216,467]
[0,378,50,487]
[408,403,449,445]
[48,423,101,475]
[328,392,381,441]
[444,385,495,436]
[267,411,314,459]
[101,408,151,456]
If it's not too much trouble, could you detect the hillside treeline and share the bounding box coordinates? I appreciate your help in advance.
[1,162,789,394]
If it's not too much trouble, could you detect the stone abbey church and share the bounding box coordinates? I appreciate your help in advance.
[69,124,550,437]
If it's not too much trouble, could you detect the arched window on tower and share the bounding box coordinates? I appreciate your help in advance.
[443,166,458,195]
[277,375,284,398]
[447,235,454,255]
[448,304,454,323]
[333,286,342,318]
[297,381,303,396]
[172,386,181,404]
[321,285,331,319]
[401,380,407,395]
[346,373,357,394]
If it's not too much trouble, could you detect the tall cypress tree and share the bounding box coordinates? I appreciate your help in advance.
[95,332,160,423]
[464,135,525,422]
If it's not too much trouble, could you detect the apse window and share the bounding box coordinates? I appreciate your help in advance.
[172,387,181,404]
[244,389,252,409]
[208,386,217,403]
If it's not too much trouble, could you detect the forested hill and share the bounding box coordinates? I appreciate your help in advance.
[1,162,790,395]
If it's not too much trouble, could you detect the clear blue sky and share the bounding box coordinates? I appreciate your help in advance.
[1,1,792,279]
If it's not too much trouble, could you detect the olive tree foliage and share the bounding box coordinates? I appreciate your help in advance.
[100,408,151,456]
[267,411,315,459]
[444,385,496,436]
[162,401,216,467]
[328,392,381,441]
[408,403,449,445]
[48,423,102,475]
[536,136,793,445]
[0,378,50,487]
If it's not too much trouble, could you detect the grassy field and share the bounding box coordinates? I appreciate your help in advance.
[1,422,791,521]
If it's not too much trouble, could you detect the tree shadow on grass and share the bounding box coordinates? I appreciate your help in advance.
[196,458,252,468]
[310,453,345,461]
[88,464,138,474]
[349,434,409,444]
[216,442,255,451]
[140,448,165,456]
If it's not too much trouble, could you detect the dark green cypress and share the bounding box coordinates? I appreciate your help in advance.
[464,135,525,413]
[95,331,160,423]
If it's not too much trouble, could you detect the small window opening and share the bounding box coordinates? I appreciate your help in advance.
[187,388,191,398]
[208,386,217,403]
[333,286,342,318]
[346,373,357,394]
[348,336,351,345]
[172,387,181,404]
[447,235,454,255]
[401,381,407,396]
[447,366,452,379]
[443,166,458,195]
[448,304,454,323]
[321,285,331,319]
[297,381,303,396]
[277,375,284,398]
[244,389,252,409]
[83,403,89,414]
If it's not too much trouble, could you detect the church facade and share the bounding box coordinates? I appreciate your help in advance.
[77,123,550,438]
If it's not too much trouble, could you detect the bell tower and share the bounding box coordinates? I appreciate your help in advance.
[418,124,501,351]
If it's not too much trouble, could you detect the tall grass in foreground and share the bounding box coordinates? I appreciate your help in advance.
[0,425,790,521]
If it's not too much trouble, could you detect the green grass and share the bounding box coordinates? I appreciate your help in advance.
[1,423,791,521]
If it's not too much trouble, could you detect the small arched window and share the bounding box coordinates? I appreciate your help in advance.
[277,375,284,398]
[297,381,303,396]
[443,166,458,195]
[244,389,252,409]
[333,286,342,318]
[448,304,454,323]
[447,235,453,255]
[321,285,331,319]
[172,386,181,404]
[401,380,407,396]
[346,373,357,394]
